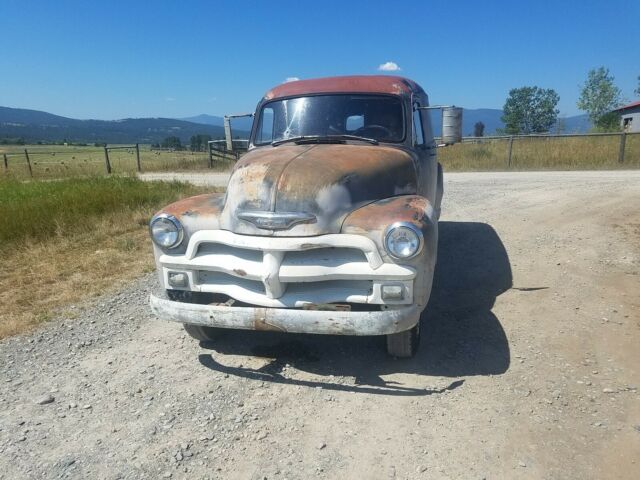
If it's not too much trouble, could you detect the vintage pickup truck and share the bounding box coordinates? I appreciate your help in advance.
[149,75,461,357]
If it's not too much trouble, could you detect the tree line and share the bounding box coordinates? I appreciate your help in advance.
[153,134,215,151]
[491,66,635,136]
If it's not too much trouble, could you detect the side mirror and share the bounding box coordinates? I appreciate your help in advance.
[441,106,463,145]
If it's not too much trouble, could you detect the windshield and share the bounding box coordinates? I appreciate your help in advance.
[253,94,405,145]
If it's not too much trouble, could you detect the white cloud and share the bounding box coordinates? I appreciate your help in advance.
[284,77,300,83]
[377,61,401,72]
[165,97,176,102]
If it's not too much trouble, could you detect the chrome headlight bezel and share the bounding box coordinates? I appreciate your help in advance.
[149,213,184,249]
[383,222,424,260]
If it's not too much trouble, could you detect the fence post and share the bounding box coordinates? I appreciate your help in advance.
[103,146,112,174]
[618,132,627,164]
[208,143,213,168]
[3,153,7,172]
[135,143,141,172]
[24,149,33,177]
[507,136,514,168]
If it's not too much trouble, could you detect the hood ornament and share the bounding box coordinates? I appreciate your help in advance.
[237,211,317,230]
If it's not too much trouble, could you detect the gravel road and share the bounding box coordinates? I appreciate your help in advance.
[2,171,639,480]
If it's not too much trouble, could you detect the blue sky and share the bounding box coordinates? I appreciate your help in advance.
[1,0,638,119]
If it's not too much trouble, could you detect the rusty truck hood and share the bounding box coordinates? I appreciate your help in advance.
[219,143,417,236]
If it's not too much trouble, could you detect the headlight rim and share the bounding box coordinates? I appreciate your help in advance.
[149,213,184,249]
[383,221,424,260]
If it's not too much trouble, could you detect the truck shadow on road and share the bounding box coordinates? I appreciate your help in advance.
[198,221,512,396]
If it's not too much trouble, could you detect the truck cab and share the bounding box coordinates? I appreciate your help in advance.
[149,75,459,357]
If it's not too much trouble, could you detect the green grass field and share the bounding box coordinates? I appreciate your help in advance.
[0,175,203,244]
[0,175,212,339]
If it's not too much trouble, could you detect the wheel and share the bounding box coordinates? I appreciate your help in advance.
[166,290,222,342]
[386,322,420,358]
[183,323,220,342]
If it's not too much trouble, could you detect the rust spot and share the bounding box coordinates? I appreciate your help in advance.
[233,269,247,277]
[300,243,332,250]
[160,193,224,219]
[342,195,431,233]
[253,310,285,332]
[274,144,417,212]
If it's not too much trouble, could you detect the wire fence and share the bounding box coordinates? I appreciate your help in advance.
[437,131,640,171]
[0,144,236,179]
[1,131,639,179]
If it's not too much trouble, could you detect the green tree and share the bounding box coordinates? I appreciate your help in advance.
[501,86,560,134]
[577,67,622,131]
[473,121,485,137]
[161,136,182,149]
[190,134,212,152]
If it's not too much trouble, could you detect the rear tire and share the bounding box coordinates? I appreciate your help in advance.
[183,323,220,342]
[386,322,420,358]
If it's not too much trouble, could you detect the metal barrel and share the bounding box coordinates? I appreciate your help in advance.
[442,107,463,144]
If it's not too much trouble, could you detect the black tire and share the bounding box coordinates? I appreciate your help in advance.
[386,322,420,358]
[183,323,220,342]
[166,290,222,342]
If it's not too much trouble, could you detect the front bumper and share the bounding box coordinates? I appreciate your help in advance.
[150,294,420,336]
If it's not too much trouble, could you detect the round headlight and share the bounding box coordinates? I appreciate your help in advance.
[384,222,423,259]
[150,214,183,249]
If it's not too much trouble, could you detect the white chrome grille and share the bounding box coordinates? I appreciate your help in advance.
[159,231,415,307]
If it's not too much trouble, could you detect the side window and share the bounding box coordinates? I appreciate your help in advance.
[256,107,274,144]
[346,114,364,132]
[413,105,425,147]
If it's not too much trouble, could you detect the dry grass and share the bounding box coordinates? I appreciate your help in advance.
[0,144,234,179]
[0,176,215,339]
[439,134,640,171]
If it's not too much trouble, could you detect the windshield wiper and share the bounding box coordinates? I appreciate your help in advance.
[271,134,378,146]
[327,134,379,145]
[271,135,320,146]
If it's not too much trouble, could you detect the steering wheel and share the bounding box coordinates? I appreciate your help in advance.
[353,124,393,138]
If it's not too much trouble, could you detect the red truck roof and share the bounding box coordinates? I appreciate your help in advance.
[264,75,424,100]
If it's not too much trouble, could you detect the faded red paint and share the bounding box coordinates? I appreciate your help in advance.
[264,75,422,100]
[161,193,225,218]
[342,196,432,234]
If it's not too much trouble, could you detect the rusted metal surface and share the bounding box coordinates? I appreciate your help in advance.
[264,75,424,100]
[219,144,418,237]
[150,74,443,340]
[161,193,225,218]
[159,193,225,241]
[303,303,351,312]
[150,294,421,336]
[342,195,434,235]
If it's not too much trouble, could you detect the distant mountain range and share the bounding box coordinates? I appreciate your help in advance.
[0,107,241,144]
[0,106,591,144]
[183,110,592,136]
[180,114,254,132]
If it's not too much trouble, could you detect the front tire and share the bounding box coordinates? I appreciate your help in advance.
[183,323,220,342]
[166,290,222,342]
[386,322,420,358]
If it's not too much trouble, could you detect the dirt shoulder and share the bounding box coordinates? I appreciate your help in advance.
[1,171,639,480]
